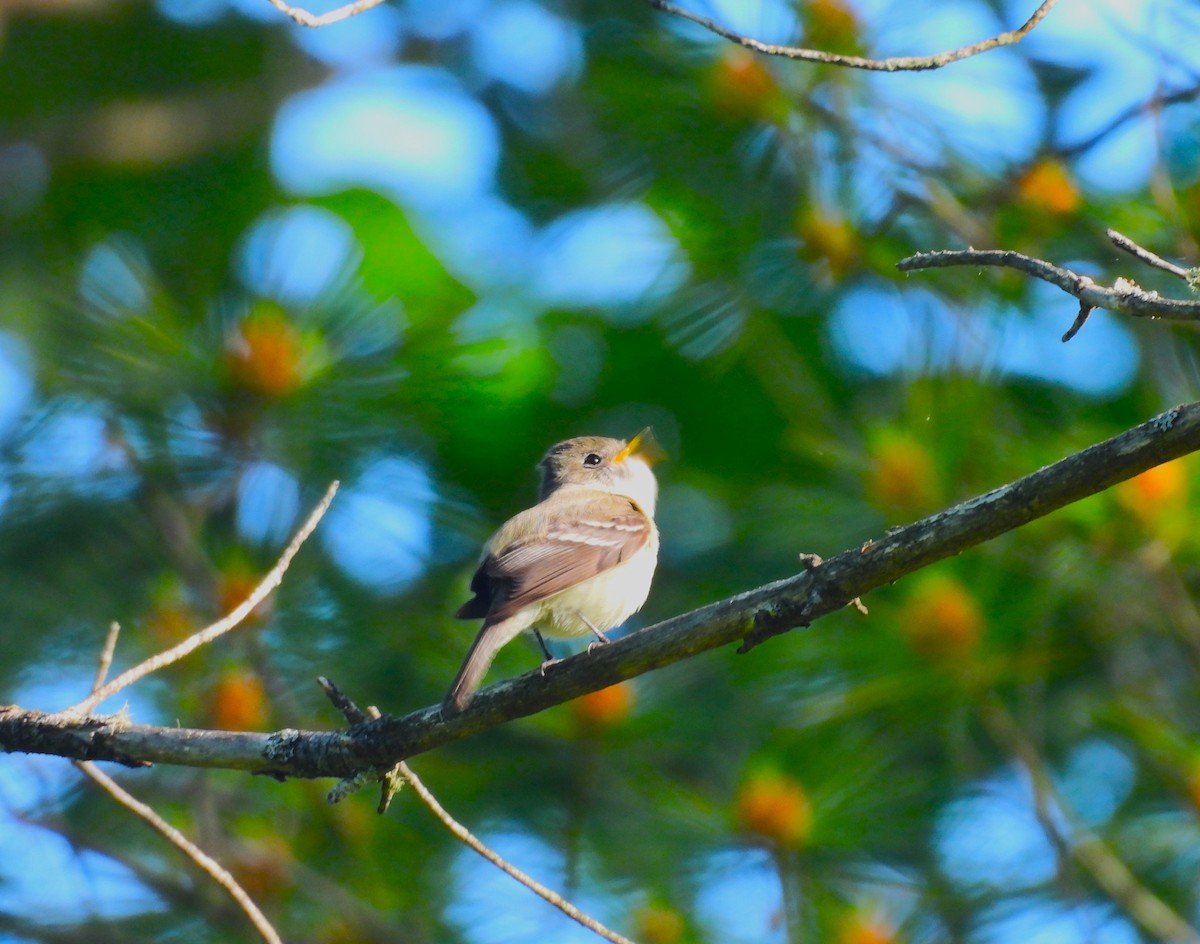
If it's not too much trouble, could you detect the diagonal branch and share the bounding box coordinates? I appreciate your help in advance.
[643,0,1058,71]
[74,621,282,944]
[401,760,636,944]
[78,762,284,944]
[68,481,338,715]
[5,402,1200,778]
[90,622,122,694]
[1107,229,1196,283]
[318,680,635,944]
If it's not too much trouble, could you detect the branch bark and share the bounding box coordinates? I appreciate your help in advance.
[5,402,1200,779]
[643,0,1058,70]
[897,243,1200,340]
[316,680,635,942]
[261,0,1058,74]
[264,0,386,27]
[70,480,339,716]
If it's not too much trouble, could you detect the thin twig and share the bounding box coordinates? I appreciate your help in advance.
[76,761,284,944]
[68,481,338,715]
[772,847,803,944]
[1061,302,1095,343]
[317,677,388,807]
[263,0,386,26]
[402,759,635,944]
[91,622,122,695]
[897,247,1200,339]
[643,0,1058,71]
[77,568,283,943]
[1107,229,1194,282]
[982,702,1200,944]
[316,677,633,944]
[259,0,1058,59]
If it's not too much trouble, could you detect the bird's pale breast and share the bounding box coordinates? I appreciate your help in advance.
[532,531,659,638]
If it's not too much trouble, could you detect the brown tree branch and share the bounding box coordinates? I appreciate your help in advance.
[643,0,1058,71]
[6,403,1200,779]
[897,246,1200,341]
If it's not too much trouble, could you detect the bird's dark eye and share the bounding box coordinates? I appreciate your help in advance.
[583,453,602,467]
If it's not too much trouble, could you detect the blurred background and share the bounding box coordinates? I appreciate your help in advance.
[3,0,1200,941]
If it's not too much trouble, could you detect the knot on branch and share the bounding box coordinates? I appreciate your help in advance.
[736,553,868,654]
[1111,276,1155,301]
[317,677,406,813]
[263,728,306,768]
[1152,407,1182,432]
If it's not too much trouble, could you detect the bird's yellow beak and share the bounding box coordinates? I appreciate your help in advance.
[614,427,666,465]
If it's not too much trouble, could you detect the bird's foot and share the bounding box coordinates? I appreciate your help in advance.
[539,657,562,677]
[586,635,612,654]
[799,551,867,615]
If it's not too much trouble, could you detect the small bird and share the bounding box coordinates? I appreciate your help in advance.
[443,430,661,715]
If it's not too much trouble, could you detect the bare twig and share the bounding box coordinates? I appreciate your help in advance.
[9,404,1200,777]
[318,676,370,728]
[76,576,283,943]
[316,677,633,943]
[1107,229,1195,282]
[643,0,1058,71]
[317,677,390,807]
[260,0,1058,62]
[1061,302,1095,343]
[263,0,386,27]
[68,481,338,715]
[77,761,284,944]
[982,702,1200,944]
[897,248,1200,339]
[91,622,122,695]
[402,759,635,944]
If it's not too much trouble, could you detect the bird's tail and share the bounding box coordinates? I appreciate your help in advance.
[443,615,529,716]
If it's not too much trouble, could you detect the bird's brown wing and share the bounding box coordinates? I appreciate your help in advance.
[455,493,652,623]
